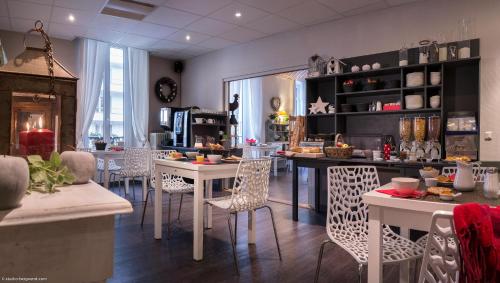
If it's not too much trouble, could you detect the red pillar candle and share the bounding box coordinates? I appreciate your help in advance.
[19,128,55,160]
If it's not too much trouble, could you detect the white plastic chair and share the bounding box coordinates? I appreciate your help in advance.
[205,158,281,275]
[116,147,150,199]
[314,166,424,283]
[140,150,194,238]
[417,211,460,283]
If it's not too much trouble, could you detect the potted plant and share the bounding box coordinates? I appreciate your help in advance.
[94,139,107,151]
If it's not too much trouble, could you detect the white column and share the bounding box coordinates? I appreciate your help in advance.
[368,205,383,283]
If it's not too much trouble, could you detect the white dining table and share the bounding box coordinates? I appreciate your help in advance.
[362,183,497,283]
[153,159,247,261]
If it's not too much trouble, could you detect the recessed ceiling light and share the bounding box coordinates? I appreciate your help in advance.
[68,14,75,22]
[235,12,242,18]
[185,34,191,41]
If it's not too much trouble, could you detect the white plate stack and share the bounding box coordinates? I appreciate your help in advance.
[406,72,424,87]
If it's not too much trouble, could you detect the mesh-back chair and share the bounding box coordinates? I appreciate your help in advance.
[418,211,460,283]
[140,150,194,239]
[314,166,424,283]
[205,158,281,275]
[116,147,150,199]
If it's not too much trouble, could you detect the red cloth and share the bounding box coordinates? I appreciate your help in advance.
[376,189,424,198]
[453,203,500,283]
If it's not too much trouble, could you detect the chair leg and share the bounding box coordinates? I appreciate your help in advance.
[132,177,136,200]
[314,239,332,283]
[227,213,239,275]
[234,212,238,245]
[140,189,153,228]
[167,194,172,240]
[264,205,282,260]
[177,193,184,221]
[358,263,363,283]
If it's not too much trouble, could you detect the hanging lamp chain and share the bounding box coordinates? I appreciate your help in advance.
[27,20,55,102]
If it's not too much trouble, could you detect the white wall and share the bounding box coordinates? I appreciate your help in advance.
[181,0,500,161]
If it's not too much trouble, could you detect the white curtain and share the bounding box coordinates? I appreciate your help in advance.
[124,47,149,148]
[233,78,263,143]
[294,79,306,116]
[76,38,109,148]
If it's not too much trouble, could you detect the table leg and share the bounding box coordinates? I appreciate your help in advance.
[314,168,320,212]
[292,162,299,221]
[206,180,213,229]
[399,227,410,283]
[154,167,163,240]
[104,155,110,189]
[193,176,204,261]
[368,205,383,283]
[142,176,147,200]
[248,210,256,244]
[124,177,130,194]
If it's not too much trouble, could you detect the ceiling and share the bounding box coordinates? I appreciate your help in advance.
[0,0,421,60]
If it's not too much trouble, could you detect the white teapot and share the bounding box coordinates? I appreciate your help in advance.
[453,161,476,191]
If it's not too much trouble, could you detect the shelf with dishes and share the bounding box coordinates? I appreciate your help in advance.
[336,108,440,116]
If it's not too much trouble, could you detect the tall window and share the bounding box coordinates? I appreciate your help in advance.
[294,80,306,116]
[88,47,124,145]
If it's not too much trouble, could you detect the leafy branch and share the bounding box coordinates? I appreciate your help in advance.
[27,152,75,193]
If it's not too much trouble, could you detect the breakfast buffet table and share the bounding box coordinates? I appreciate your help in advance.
[362,182,499,283]
[154,159,243,261]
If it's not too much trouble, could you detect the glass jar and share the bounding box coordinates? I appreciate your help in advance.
[438,43,448,61]
[427,116,441,141]
[399,47,408,66]
[458,40,471,59]
[399,117,412,142]
[413,117,426,142]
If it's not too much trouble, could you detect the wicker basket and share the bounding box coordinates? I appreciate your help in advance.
[324,146,353,159]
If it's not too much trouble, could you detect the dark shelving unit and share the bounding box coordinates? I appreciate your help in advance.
[305,39,480,158]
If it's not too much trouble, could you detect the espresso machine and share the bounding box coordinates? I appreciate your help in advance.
[425,116,441,160]
[160,107,173,146]
[173,108,190,147]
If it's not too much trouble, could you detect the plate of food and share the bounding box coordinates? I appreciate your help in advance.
[166,152,187,161]
[444,156,472,163]
[222,155,242,163]
[435,175,454,187]
[419,166,439,178]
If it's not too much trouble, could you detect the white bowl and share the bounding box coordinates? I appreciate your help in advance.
[207,154,222,163]
[430,95,440,108]
[405,94,424,109]
[406,72,424,87]
[392,177,420,194]
[425,178,438,187]
[419,168,439,178]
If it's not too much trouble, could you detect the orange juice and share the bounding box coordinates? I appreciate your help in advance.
[196,155,205,162]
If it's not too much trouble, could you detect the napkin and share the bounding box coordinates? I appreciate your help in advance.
[376,189,424,198]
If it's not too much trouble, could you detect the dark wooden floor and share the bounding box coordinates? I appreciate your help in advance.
[107,172,403,283]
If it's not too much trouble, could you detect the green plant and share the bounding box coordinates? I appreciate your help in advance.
[27,152,75,193]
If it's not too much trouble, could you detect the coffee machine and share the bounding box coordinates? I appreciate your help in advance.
[160,107,173,146]
[173,109,190,147]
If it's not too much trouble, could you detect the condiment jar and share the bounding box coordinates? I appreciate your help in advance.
[484,168,499,199]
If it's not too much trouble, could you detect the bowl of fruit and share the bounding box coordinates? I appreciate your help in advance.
[342,79,355,93]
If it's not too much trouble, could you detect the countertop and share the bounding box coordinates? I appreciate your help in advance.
[0,181,133,227]
[287,156,449,167]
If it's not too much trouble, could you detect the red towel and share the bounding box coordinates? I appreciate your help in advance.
[376,189,424,198]
[453,203,500,283]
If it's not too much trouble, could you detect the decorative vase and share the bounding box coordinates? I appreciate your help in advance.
[0,155,29,210]
[60,151,96,184]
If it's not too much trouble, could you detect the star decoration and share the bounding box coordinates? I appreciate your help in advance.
[309,97,329,114]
